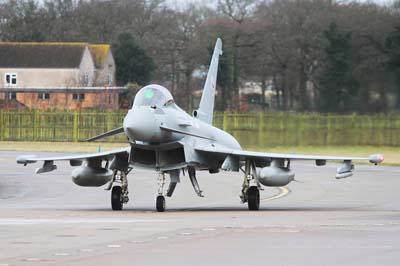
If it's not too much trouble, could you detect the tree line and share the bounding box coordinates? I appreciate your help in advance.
[0,0,399,113]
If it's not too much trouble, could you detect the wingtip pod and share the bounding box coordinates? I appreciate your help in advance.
[369,154,384,164]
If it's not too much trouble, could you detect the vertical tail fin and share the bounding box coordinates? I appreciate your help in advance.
[196,38,222,125]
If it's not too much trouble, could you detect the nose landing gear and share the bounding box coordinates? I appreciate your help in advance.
[156,172,167,212]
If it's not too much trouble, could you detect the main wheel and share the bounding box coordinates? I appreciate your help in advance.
[156,195,166,212]
[247,186,260,211]
[111,186,123,211]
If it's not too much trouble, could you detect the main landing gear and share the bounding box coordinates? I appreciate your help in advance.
[240,160,261,211]
[107,170,130,211]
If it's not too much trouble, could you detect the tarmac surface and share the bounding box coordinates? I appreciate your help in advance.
[0,150,400,266]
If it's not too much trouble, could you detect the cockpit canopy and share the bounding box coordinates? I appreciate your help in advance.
[132,85,174,107]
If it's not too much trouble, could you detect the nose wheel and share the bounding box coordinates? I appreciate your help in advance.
[156,195,166,212]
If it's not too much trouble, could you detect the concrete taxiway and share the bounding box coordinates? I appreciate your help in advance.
[0,150,400,266]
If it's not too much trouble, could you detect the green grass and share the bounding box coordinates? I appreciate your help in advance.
[1,141,398,166]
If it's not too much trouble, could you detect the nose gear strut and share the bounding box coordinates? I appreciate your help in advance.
[156,172,166,212]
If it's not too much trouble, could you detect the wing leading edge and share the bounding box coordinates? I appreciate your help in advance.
[17,147,130,164]
[16,147,130,174]
[195,144,384,164]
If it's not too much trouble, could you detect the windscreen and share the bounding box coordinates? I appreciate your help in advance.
[133,85,173,107]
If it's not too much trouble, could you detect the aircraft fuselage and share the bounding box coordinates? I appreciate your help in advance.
[121,90,241,172]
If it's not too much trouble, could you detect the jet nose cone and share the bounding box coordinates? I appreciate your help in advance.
[123,125,136,142]
[123,107,160,142]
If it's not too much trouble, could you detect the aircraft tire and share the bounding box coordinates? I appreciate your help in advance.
[111,186,123,211]
[247,186,260,211]
[156,195,166,212]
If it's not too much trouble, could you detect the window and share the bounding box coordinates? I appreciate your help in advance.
[7,92,17,100]
[72,93,85,101]
[38,92,50,100]
[5,73,17,86]
[105,74,113,86]
[83,73,89,86]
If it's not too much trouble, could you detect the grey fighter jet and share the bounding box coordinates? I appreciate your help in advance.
[17,39,384,212]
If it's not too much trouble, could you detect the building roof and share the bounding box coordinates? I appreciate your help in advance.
[88,44,111,69]
[0,42,111,69]
[0,42,87,68]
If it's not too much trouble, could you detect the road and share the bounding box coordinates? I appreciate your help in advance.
[0,150,399,266]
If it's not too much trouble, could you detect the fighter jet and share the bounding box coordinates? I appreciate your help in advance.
[17,39,384,212]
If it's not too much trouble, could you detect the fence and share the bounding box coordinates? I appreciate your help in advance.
[214,112,400,147]
[1,111,399,147]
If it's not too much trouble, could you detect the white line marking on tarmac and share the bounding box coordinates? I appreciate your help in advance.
[107,245,121,248]
[54,253,69,256]
[262,186,290,202]
[269,229,300,233]
[0,263,10,266]
[80,249,94,252]
[157,236,168,240]
[265,245,393,249]
[130,240,145,244]
[179,232,192,236]
[0,218,166,225]
[25,258,41,262]
[202,228,216,231]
